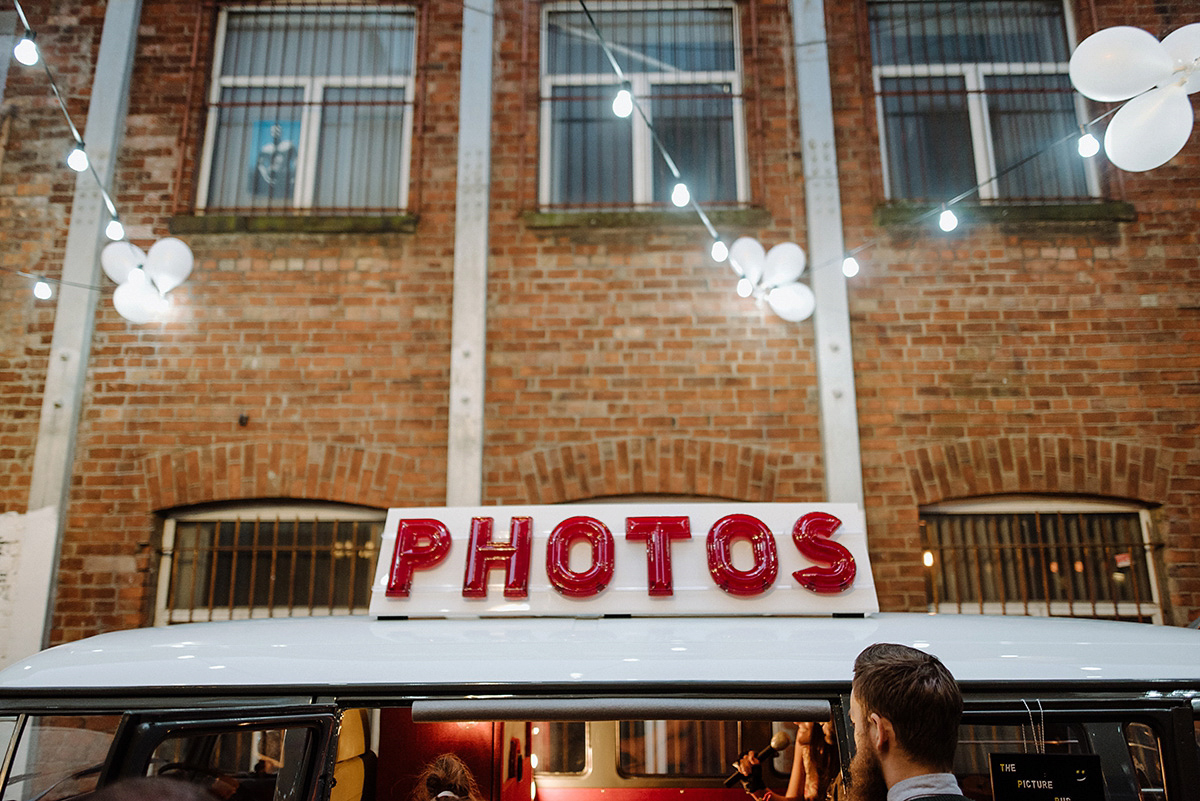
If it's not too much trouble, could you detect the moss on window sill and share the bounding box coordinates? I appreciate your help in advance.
[874,201,1137,227]
[522,207,771,230]
[168,213,419,235]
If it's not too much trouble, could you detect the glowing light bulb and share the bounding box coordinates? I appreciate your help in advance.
[670,182,690,207]
[67,144,89,172]
[33,279,52,299]
[736,277,754,298]
[105,218,125,241]
[612,88,633,118]
[711,240,728,262]
[1077,132,1100,158]
[938,208,958,232]
[923,551,934,567]
[14,36,38,66]
[842,256,860,277]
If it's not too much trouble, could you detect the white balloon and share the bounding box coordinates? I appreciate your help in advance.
[145,237,194,294]
[113,280,168,324]
[728,236,765,285]
[762,242,806,288]
[100,241,146,285]
[1104,83,1194,171]
[1069,26,1174,102]
[1162,23,1200,94]
[766,282,815,323]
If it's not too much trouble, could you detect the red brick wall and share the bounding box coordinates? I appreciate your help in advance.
[1,0,1197,642]
[825,0,1200,620]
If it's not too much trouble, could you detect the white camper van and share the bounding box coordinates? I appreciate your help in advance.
[0,504,1196,801]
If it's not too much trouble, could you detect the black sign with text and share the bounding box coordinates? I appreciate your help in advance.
[989,754,1104,801]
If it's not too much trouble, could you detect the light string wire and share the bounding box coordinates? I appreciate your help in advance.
[570,0,1126,278]
[10,0,1129,296]
[10,0,126,295]
[575,0,720,241]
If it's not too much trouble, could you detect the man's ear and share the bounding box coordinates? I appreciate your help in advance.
[870,712,895,755]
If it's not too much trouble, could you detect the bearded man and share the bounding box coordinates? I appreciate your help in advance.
[846,643,970,801]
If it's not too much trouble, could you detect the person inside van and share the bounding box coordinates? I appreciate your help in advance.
[735,721,839,801]
[847,643,968,801]
[411,754,485,801]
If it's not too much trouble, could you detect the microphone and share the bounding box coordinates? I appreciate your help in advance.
[723,730,792,788]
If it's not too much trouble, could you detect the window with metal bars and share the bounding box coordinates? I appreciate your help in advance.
[868,0,1098,203]
[155,502,385,625]
[919,497,1164,622]
[196,3,417,215]
[539,1,749,210]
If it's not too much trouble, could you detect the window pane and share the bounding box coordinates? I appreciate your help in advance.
[223,10,415,78]
[651,84,737,205]
[1,716,120,801]
[550,85,633,206]
[546,8,735,76]
[988,74,1088,199]
[149,724,314,800]
[618,721,770,777]
[869,1,1070,66]
[315,88,409,209]
[531,722,587,774]
[207,87,304,210]
[880,76,975,201]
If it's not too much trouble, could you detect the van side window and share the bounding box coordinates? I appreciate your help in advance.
[617,721,772,777]
[1124,722,1165,801]
[531,723,586,774]
[147,725,313,801]
[1,715,121,801]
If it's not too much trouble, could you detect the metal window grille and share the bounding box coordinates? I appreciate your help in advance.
[195,2,418,215]
[156,506,385,625]
[539,1,750,210]
[919,507,1164,622]
[868,0,1098,202]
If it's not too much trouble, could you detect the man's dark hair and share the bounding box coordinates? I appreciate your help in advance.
[852,642,963,770]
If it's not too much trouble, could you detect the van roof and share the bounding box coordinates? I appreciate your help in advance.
[1,614,1197,695]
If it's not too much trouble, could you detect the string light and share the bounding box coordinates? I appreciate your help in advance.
[938,207,958,232]
[33,278,52,299]
[710,240,728,263]
[1077,130,1100,158]
[612,86,633,118]
[841,256,860,278]
[13,32,37,66]
[66,142,89,172]
[105,218,125,241]
[670,182,690,207]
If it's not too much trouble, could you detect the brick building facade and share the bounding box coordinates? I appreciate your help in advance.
[0,0,1197,650]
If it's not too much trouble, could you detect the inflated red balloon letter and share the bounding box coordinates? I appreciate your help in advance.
[706,514,778,596]
[792,512,856,593]
[386,518,452,597]
[462,516,532,599]
[546,516,614,598]
[626,516,691,596]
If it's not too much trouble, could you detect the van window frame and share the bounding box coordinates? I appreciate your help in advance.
[100,706,338,797]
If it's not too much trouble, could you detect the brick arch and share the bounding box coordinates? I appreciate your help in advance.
[139,441,417,511]
[515,437,782,504]
[902,436,1181,506]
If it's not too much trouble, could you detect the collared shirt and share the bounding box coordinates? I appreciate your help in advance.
[887,773,964,801]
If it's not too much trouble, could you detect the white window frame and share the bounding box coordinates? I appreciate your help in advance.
[871,0,1100,202]
[920,495,1163,623]
[155,501,386,625]
[538,0,750,210]
[195,4,417,213]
